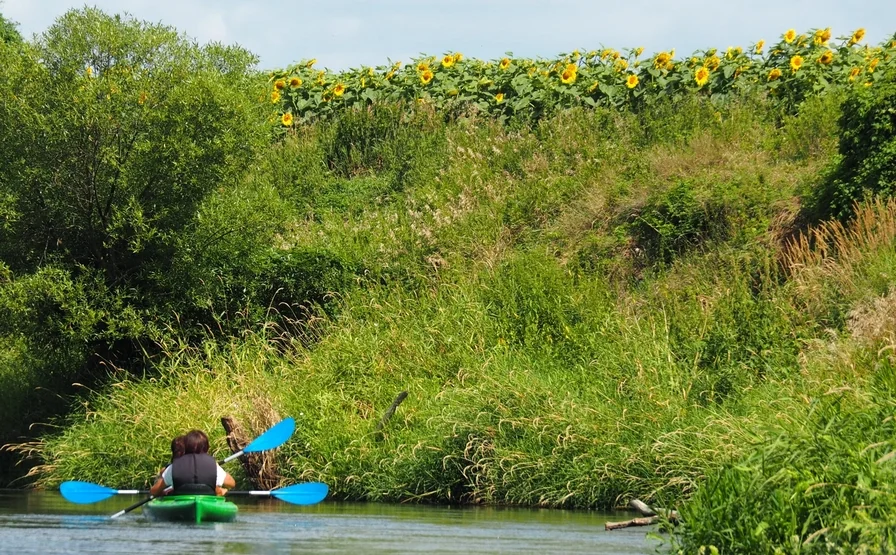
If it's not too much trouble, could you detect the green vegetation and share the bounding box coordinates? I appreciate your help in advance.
[2,7,896,554]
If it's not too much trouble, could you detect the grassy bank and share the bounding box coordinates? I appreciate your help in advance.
[4,10,896,553]
[21,96,880,504]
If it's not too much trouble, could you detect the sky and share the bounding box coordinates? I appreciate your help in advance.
[2,1,893,71]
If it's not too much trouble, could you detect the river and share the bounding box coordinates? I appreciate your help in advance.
[0,490,665,554]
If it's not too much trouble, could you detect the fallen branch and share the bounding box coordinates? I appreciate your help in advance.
[605,498,679,531]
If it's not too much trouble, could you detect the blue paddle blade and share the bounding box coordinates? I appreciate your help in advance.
[271,482,329,506]
[60,481,118,504]
[243,417,295,453]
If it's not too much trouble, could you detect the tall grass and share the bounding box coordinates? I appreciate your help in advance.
[18,90,896,555]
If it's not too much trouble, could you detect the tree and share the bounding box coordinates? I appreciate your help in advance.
[0,8,283,365]
[0,12,21,44]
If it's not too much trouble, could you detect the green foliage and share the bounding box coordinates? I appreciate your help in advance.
[0,8,277,363]
[811,71,896,220]
[628,181,728,264]
[0,12,20,44]
[674,393,896,554]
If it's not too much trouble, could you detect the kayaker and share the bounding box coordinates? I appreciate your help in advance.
[149,429,236,497]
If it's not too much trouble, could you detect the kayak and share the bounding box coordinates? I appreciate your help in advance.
[143,495,238,523]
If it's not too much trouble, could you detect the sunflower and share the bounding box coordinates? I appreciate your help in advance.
[500,57,511,70]
[420,69,434,85]
[560,68,577,84]
[615,59,628,71]
[849,28,866,46]
[634,47,644,57]
[453,52,463,63]
[417,61,429,73]
[274,79,286,90]
[566,62,578,73]
[869,58,880,72]
[790,55,804,72]
[306,58,317,67]
[625,74,639,88]
[818,50,834,65]
[783,29,796,43]
[271,90,281,103]
[654,51,671,69]
[281,112,293,126]
[768,68,782,81]
[725,46,742,59]
[334,83,345,96]
[706,56,721,71]
[589,80,599,93]
[441,55,455,68]
[848,67,861,81]
[289,76,302,88]
[495,92,504,103]
[754,40,765,54]
[813,27,831,46]
[695,66,710,86]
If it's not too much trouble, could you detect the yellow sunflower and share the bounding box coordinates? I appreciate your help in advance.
[561,68,577,84]
[274,79,286,90]
[615,59,628,71]
[813,27,831,46]
[417,61,429,72]
[654,51,671,69]
[869,58,880,72]
[790,55,804,72]
[441,55,455,68]
[706,56,721,70]
[849,28,866,46]
[281,112,293,126]
[625,74,639,88]
[848,67,861,81]
[420,69,434,85]
[271,90,281,103]
[818,50,834,65]
[305,58,317,68]
[453,52,463,63]
[495,92,504,103]
[695,66,710,86]
[334,83,345,96]
[566,62,578,73]
[500,57,511,70]
[768,68,782,81]
[634,46,644,57]
[754,40,765,54]
[289,76,302,88]
[784,29,796,43]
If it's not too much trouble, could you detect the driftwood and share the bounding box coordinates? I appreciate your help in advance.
[375,391,408,440]
[605,499,680,531]
[221,416,279,490]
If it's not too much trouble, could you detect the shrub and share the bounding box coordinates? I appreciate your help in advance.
[810,72,896,220]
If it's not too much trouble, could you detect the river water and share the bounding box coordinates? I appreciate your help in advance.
[0,490,665,554]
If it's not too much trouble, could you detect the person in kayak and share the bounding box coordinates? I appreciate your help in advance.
[150,430,236,497]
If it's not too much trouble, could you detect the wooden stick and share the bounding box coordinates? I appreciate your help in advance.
[605,516,660,530]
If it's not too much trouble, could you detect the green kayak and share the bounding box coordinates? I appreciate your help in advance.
[143,495,238,523]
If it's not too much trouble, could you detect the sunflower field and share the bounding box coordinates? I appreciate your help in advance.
[270,27,896,124]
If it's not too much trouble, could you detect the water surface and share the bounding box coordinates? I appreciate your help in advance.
[0,490,664,554]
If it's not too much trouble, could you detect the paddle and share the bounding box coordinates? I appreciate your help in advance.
[226,482,329,505]
[108,416,296,518]
[58,416,295,518]
[62,480,329,506]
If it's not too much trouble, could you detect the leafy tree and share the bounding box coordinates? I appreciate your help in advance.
[0,8,281,367]
[0,12,21,44]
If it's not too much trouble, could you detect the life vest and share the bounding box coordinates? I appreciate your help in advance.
[171,453,217,495]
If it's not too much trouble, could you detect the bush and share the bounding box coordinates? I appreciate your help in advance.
[810,73,896,220]
[0,8,274,364]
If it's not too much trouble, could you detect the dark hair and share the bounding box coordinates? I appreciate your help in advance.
[170,435,185,461]
[183,430,210,455]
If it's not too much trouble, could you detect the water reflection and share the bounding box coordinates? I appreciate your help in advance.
[0,490,663,554]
